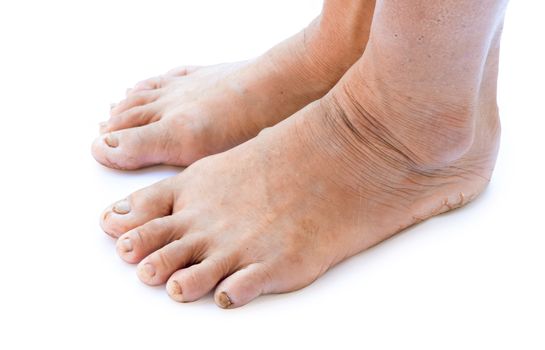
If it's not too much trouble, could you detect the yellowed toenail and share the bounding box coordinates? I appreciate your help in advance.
[99,122,109,134]
[112,199,130,214]
[168,280,182,298]
[140,263,156,279]
[218,292,232,309]
[120,238,132,252]
[104,133,119,148]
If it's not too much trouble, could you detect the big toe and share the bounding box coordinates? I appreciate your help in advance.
[100,177,174,238]
[91,121,172,170]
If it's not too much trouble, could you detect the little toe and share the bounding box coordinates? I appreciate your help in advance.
[167,255,236,303]
[136,237,205,286]
[101,103,160,135]
[214,264,271,309]
[91,121,171,170]
[100,178,174,238]
[117,215,187,264]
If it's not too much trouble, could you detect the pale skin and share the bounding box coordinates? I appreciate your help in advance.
[96,0,508,308]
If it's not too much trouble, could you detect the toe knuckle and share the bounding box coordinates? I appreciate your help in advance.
[154,250,173,271]
[183,269,202,290]
[131,228,146,249]
[211,257,231,276]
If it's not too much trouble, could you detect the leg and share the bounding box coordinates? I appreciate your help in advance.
[100,0,507,308]
[91,0,375,169]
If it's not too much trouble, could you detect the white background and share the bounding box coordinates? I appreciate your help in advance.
[0,0,543,349]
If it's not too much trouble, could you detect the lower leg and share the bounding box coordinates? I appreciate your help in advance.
[296,0,376,82]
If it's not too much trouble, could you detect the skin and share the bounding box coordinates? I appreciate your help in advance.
[91,0,375,169]
[100,0,507,308]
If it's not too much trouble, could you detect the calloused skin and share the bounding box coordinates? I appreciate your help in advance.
[99,0,507,308]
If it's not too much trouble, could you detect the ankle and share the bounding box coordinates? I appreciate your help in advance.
[327,66,479,171]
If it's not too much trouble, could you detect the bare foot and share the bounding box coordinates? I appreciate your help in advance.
[99,35,501,307]
[91,10,373,170]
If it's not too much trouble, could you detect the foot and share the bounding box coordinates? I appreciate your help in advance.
[99,45,500,308]
[91,15,370,170]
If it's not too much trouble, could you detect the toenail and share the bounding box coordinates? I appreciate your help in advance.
[217,291,233,309]
[104,133,119,148]
[167,280,183,299]
[112,199,130,214]
[99,122,108,134]
[140,263,156,279]
[110,103,116,110]
[119,238,133,252]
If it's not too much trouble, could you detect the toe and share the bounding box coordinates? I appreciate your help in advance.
[91,121,172,169]
[214,264,271,309]
[100,178,174,238]
[136,236,205,286]
[111,90,160,116]
[132,75,168,92]
[101,103,160,134]
[166,255,236,303]
[116,214,187,264]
